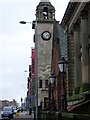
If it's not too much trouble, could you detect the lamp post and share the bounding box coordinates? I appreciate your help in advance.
[58,57,67,112]
[19,20,38,120]
[24,69,32,115]
[49,72,55,111]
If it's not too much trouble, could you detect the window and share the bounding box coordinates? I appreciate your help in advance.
[39,79,42,88]
[45,79,48,88]
[43,7,48,19]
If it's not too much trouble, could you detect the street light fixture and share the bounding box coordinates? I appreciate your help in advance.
[49,72,55,85]
[19,21,32,24]
[58,57,67,112]
[19,20,38,120]
[49,72,55,111]
[19,21,36,29]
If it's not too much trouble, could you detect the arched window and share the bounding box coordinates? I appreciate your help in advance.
[43,7,48,19]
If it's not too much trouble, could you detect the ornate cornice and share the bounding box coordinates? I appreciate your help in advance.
[61,2,77,28]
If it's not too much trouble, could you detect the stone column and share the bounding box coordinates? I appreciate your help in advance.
[80,10,89,84]
[88,9,90,84]
[73,22,81,93]
[67,31,74,96]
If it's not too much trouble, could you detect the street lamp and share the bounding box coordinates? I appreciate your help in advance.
[19,20,38,120]
[58,57,67,112]
[19,21,32,24]
[19,21,36,29]
[49,72,55,111]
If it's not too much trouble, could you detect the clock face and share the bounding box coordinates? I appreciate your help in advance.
[41,31,51,40]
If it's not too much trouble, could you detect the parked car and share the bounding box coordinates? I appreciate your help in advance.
[12,106,17,114]
[17,107,23,112]
[1,106,14,119]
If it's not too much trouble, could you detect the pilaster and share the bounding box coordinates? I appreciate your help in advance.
[73,22,81,94]
[80,10,89,90]
[67,31,74,96]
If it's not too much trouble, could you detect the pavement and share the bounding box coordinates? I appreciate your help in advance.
[14,111,34,119]
[0,111,34,120]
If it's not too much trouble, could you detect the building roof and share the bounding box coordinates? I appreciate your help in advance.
[61,2,87,28]
[61,2,77,28]
[40,0,50,2]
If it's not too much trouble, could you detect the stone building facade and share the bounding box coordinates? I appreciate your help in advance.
[61,1,90,113]
[34,0,67,111]
[34,0,55,108]
[0,100,18,110]
[33,0,90,113]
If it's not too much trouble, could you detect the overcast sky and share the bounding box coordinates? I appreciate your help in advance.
[0,0,69,104]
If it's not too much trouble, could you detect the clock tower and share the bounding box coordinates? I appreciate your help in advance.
[35,0,55,109]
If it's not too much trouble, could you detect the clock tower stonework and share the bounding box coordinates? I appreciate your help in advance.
[35,0,55,108]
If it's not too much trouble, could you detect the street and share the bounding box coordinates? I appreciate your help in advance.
[0,111,34,120]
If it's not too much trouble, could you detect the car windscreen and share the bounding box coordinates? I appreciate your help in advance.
[3,107,12,111]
